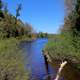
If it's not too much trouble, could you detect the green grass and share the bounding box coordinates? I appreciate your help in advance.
[0,38,29,80]
[44,33,80,69]
[16,35,35,42]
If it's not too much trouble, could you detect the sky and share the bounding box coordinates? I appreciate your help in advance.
[4,0,65,33]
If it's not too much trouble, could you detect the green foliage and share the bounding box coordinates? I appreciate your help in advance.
[44,32,80,69]
[0,1,35,80]
[0,38,29,80]
[0,0,34,39]
[0,0,3,10]
[15,4,22,24]
[62,0,80,35]
[38,32,48,38]
[61,0,80,53]
[0,13,33,39]
[47,34,59,39]
[0,1,32,79]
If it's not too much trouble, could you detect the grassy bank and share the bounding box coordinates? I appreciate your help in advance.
[44,34,80,70]
[16,35,36,42]
[0,38,29,80]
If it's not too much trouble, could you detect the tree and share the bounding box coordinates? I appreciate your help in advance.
[15,4,22,24]
[74,0,80,32]
[64,0,75,14]
[21,27,24,35]
[61,0,80,33]
[38,32,44,38]
[4,2,8,14]
[0,0,4,18]
[0,0,3,10]
[25,23,33,35]
[45,33,48,38]
[61,0,80,48]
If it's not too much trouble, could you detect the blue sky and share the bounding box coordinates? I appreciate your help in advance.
[4,0,65,33]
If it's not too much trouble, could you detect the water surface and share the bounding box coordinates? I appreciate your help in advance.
[20,38,80,80]
[21,38,57,80]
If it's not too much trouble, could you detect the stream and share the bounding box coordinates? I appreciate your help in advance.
[20,38,80,80]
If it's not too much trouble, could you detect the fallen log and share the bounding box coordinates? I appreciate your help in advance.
[54,61,67,80]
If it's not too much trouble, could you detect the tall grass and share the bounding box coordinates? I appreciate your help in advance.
[44,32,80,69]
[0,38,29,80]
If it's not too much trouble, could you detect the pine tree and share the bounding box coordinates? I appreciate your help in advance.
[15,4,22,24]
[0,0,3,10]
[0,0,4,18]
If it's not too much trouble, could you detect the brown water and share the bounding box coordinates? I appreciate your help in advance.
[20,39,80,80]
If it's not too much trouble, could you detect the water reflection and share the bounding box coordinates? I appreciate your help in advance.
[20,39,55,80]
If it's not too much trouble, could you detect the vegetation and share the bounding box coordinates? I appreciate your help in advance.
[0,13,34,39]
[0,0,35,40]
[37,32,48,38]
[47,34,59,39]
[44,0,80,70]
[0,0,33,79]
[0,38,29,80]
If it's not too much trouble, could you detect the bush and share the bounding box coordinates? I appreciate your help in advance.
[44,32,80,69]
[0,38,29,80]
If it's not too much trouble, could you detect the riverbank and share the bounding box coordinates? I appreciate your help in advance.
[0,38,29,80]
[43,44,80,80]
[17,35,36,43]
[43,38,80,71]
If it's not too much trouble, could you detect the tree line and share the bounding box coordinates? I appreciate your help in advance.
[0,0,34,39]
[61,0,80,49]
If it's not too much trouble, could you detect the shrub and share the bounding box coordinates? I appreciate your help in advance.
[44,32,80,69]
[0,38,29,80]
